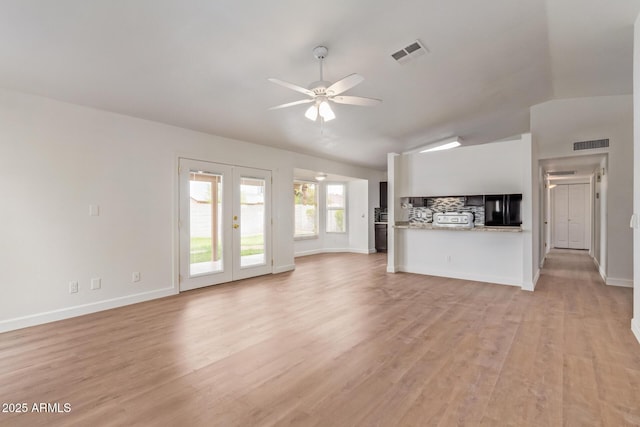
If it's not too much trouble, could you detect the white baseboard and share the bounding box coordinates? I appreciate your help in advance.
[273,264,295,274]
[294,248,373,257]
[398,265,521,288]
[632,318,640,345]
[294,249,323,257]
[522,269,540,292]
[606,277,634,288]
[590,258,632,287]
[387,265,399,273]
[0,286,176,334]
[599,266,607,284]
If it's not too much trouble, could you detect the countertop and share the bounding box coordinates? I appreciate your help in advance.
[374,221,388,225]
[393,222,522,232]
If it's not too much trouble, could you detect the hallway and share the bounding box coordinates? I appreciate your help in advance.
[492,249,639,425]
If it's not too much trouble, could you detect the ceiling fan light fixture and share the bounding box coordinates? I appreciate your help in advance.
[319,101,335,121]
[305,105,318,121]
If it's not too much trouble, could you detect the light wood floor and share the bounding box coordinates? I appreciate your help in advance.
[0,250,638,426]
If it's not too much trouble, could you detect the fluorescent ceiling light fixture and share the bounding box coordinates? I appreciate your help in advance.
[419,137,462,153]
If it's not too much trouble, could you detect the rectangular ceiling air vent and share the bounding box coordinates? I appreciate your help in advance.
[573,138,609,151]
[391,40,428,64]
[547,171,576,176]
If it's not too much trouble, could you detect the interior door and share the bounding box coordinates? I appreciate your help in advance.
[179,159,272,291]
[568,184,586,249]
[553,185,569,248]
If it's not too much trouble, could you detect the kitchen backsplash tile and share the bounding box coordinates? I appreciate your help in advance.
[407,196,484,226]
[374,207,388,222]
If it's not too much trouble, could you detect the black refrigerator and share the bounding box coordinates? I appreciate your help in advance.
[484,194,522,226]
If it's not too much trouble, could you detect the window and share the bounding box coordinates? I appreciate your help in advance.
[326,183,346,233]
[294,181,318,238]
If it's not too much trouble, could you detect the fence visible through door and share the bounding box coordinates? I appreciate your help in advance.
[178,159,272,291]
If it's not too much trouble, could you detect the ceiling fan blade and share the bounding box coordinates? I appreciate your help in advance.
[326,73,364,96]
[268,78,315,97]
[268,99,315,110]
[331,95,382,106]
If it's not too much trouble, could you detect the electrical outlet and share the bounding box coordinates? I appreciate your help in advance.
[69,281,79,294]
[91,277,101,290]
[446,255,452,263]
[132,272,141,283]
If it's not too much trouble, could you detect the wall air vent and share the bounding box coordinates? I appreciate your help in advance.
[573,138,609,151]
[547,171,576,176]
[391,40,428,64]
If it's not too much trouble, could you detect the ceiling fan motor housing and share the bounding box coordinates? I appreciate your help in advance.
[308,81,331,95]
[312,46,328,60]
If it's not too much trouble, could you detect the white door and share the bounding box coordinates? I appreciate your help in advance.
[553,183,590,250]
[568,184,586,249]
[232,167,272,280]
[179,159,272,291]
[553,185,569,248]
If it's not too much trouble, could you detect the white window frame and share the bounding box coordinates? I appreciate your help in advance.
[294,180,319,240]
[325,182,347,234]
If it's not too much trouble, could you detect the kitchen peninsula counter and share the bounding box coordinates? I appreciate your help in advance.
[394,222,522,232]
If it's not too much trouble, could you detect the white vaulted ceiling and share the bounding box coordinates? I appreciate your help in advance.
[0,0,637,169]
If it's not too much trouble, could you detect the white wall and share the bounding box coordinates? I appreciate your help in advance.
[389,136,534,288]
[397,230,524,286]
[0,88,381,332]
[402,139,526,196]
[522,133,537,290]
[387,153,401,273]
[632,13,640,343]
[348,180,370,253]
[531,95,633,286]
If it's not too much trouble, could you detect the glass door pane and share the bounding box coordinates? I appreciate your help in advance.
[239,177,266,267]
[189,171,223,276]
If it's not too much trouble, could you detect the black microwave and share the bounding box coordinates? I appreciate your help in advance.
[484,194,522,226]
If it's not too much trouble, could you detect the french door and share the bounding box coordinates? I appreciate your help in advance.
[178,158,272,291]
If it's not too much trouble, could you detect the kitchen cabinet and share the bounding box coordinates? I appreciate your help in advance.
[380,181,388,209]
[375,223,387,252]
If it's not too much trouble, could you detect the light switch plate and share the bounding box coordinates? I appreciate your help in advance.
[69,281,78,294]
[91,277,101,290]
[89,204,100,216]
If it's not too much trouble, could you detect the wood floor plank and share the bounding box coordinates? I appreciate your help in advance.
[0,250,638,426]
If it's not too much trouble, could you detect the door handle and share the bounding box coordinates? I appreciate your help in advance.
[233,224,239,229]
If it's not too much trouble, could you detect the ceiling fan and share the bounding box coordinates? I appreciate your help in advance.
[268,46,381,122]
